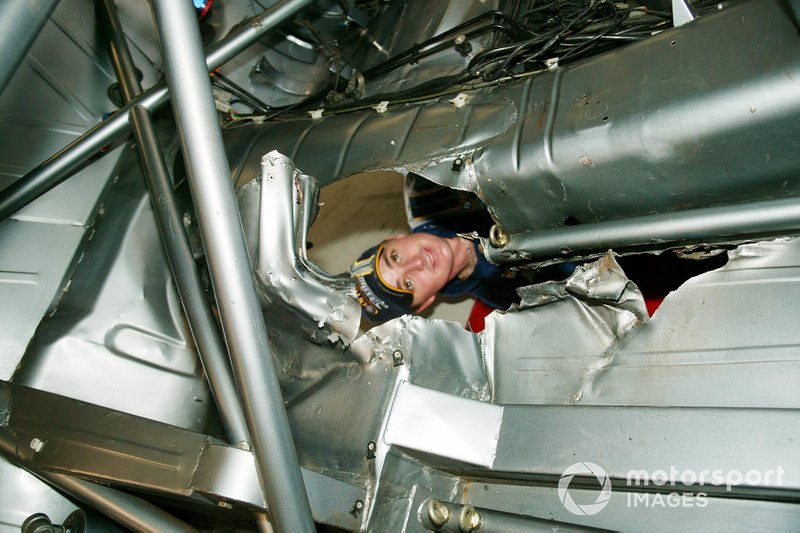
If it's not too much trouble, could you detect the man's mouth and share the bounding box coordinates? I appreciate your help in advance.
[424,247,435,269]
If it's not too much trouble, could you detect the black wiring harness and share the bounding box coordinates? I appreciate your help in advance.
[222,0,677,124]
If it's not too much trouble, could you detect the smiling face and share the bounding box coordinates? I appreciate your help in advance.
[377,232,461,309]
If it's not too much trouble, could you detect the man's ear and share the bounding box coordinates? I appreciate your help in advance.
[416,294,436,313]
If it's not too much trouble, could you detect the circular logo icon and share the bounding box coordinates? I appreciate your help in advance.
[558,462,612,516]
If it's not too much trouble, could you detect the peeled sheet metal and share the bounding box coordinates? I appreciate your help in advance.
[484,252,648,404]
[580,238,800,408]
[488,239,800,408]
[237,151,361,345]
[387,316,489,401]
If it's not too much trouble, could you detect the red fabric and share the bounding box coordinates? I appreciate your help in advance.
[466,299,493,332]
[645,296,664,317]
[468,294,665,332]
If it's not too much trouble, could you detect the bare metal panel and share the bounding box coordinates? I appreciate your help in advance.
[462,481,800,533]
[13,148,216,431]
[11,146,122,226]
[0,0,125,381]
[0,380,365,530]
[0,0,116,193]
[485,252,648,404]
[228,152,800,529]
[0,222,83,380]
[384,382,503,468]
[356,0,500,97]
[237,151,361,345]
[225,0,800,256]
[0,1,798,529]
[0,458,79,531]
[588,239,800,408]
[489,239,800,408]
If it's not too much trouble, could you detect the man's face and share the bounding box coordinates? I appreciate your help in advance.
[378,233,458,308]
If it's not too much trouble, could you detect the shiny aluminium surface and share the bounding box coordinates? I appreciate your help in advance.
[0,432,194,533]
[487,239,800,408]
[0,0,126,381]
[12,144,217,432]
[230,152,800,530]
[237,151,361,345]
[369,446,800,533]
[0,0,316,221]
[2,145,799,531]
[225,0,800,259]
[0,0,60,96]
[102,0,249,445]
[1,0,800,530]
[0,379,364,531]
[130,103,249,444]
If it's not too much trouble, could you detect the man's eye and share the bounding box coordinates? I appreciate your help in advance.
[404,279,413,291]
[391,251,400,262]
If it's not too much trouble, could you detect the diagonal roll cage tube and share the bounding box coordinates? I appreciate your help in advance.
[0,0,315,221]
[149,0,314,531]
[98,0,250,447]
[0,0,60,97]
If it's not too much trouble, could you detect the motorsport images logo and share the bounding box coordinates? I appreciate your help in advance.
[558,463,784,515]
[558,462,612,516]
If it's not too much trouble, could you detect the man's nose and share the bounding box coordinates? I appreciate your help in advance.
[408,253,424,270]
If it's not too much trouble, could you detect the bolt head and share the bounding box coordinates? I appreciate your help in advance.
[459,505,481,531]
[427,499,451,527]
[489,224,509,248]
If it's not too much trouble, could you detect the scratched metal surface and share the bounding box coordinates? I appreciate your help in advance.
[225,0,800,244]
